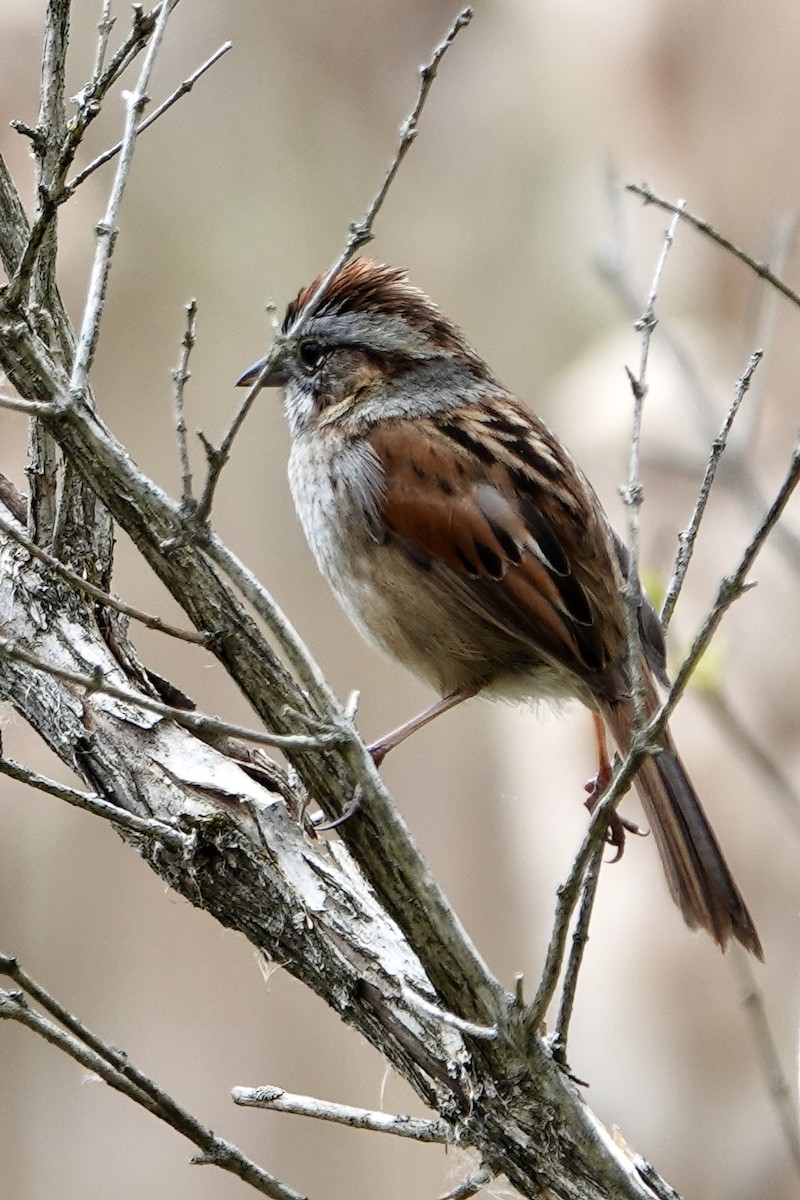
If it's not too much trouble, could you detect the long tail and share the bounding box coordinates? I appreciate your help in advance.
[602,692,763,959]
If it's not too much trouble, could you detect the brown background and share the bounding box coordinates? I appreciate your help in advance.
[1,2,799,1198]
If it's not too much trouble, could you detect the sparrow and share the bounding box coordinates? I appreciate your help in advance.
[238,258,762,958]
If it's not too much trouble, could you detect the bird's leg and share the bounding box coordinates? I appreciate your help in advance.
[368,687,477,767]
[584,711,645,862]
[317,688,476,833]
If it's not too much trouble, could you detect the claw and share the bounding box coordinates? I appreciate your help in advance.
[585,713,648,863]
[604,811,646,863]
[314,784,365,832]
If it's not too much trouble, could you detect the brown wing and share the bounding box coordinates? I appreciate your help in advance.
[366,397,630,695]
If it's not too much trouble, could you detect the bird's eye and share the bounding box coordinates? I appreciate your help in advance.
[298,339,326,372]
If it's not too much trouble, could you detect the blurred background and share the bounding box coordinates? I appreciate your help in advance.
[1,2,799,1197]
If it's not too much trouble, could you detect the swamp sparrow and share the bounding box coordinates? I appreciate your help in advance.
[238,259,761,958]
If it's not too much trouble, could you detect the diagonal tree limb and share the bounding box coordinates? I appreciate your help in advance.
[0,959,307,1200]
[0,512,665,1199]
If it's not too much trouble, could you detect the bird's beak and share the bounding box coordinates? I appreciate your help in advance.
[235,341,290,388]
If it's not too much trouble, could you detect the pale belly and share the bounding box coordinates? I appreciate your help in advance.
[288,432,582,705]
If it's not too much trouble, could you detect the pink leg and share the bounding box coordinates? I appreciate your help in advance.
[368,688,476,767]
[316,688,477,832]
[584,711,644,861]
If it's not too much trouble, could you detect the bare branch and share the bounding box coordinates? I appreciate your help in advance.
[729,948,800,1174]
[660,349,763,628]
[4,5,162,310]
[0,755,190,851]
[90,0,116,85]
[627,183,800,312]
[194,7,474,522]
[0,508,208,645]
[622,201,684,720]
[0,958,306,1200]
[0,635,347,753]
[601,180,800,584]
[34,0,69,298]
[526,819,607,1029]
[26,0,71,547]
[527,431,800,1033]
[552,839,604,1061]
[67,41,233,195]
[172,299,198,507]
[336,7,475,260]
[531,209,686,1035]
[70,0,179,394]
[0,392,59,415]
[232,1085,451,1143]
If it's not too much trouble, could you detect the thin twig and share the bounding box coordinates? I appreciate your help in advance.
[0,959,305,1200]
[627,184,800,312]
[601,182,800,582]
[90,0,115,85]
[26,0,70,547]
[201,530,345,716]
[400,984,498,1040]
[201,531,398,825]
[729,947,800,1174]
[739,216,796,448]
[0,636,347,753]
[231,1086,451,1143]
[194,7,474,522]
[535,208,683,1027]
[302,6,475,312]
[1,953,134,1067]
[658,436,800,732]
[0,755,189,850]
[0,393,59,415]
[527,431,800,1028]
[526,821,607,1027]
[172,299,197,507]
[66,42,233,195]
[660,350,763,629]
[552,839,604,1059]
[622,201,684,720]
[438,1169,493,1200]
[70,0,179,396]
[4,5,162,311]
[0,509,207,644]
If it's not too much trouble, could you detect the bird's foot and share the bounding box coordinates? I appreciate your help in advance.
[314,785,365,832]
[584,773,646,863]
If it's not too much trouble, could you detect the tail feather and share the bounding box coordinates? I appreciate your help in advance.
[602,696,763,959]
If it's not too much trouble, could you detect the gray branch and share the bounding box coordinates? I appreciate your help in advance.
[0,510,658,1199]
